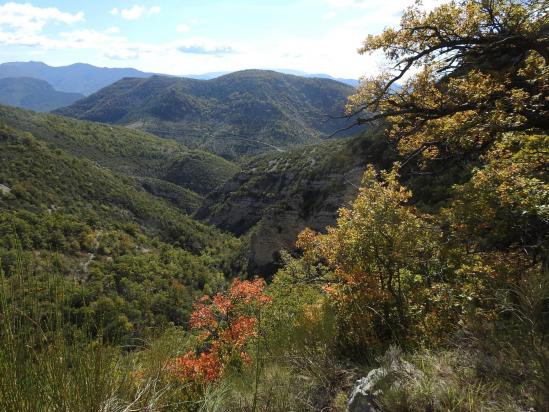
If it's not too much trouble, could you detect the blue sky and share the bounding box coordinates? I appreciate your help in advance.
[0,0,442,78]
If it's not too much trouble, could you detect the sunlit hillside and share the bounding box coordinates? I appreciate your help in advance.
[0,0,547,411]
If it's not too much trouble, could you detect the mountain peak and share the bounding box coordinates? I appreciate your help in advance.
[55,70,358,159]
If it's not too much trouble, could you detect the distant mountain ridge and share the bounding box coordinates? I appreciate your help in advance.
[0,61,153,95]
[55,69,359,159]
[184,69,359,87]
[0,62,358,96]
[0,77,83,112]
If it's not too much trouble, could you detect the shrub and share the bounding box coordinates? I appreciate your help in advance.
[169,279,271,385]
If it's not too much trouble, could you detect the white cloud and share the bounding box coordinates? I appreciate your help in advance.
[176,38,235,55]
[287,0,448,77]
[118,5,160,20]
[176,23,190,33]
[120,5,144,20]
[324,0,368,7]
[109,7,118,15]
[0,3,130,55]
[0,3,230,63]
[0,0,451,78]
[0,2,83,37]
[148,6,161,15]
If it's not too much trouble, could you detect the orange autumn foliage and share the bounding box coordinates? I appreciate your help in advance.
[296,166,454,348]
[170,279,270,383]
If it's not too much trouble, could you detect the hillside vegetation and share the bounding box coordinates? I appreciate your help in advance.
[0,122,243,341]
[0,1,547,411]
[0,105,239,206]
[0,77,83,112]
[55,70,357,159]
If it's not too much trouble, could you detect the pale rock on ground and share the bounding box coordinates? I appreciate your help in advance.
[348,347,423,412]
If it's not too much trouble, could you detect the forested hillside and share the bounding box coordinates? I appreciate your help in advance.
[55,70,357,159]
[0,105,239,209]
[0,1,547,411]
[197,128,394,275]
[0,77,83,111]
[0,121,244,339]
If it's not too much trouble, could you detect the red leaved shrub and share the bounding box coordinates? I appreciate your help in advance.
[169,279,271,383]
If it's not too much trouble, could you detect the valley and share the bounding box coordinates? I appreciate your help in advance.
[0,1,547,410]
[0,62,371,295]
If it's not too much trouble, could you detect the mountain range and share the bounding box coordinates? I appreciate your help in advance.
[0,61,368,276]
[55,70,358,159]
[0,100,372,276]
[0,61,153,96]
[0,63,368,275]
[185,69,359,87]
[0,62,358,96]
[0,62,367,274]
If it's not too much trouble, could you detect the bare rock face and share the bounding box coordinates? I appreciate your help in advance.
[246,168,364,275]
[196,131,392,276]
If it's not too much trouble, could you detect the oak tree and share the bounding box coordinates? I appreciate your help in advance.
[346,0,548,162]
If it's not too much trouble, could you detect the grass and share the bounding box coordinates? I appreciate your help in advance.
[372,346,541,412]
[0,246,197,412]
[1,256,546,411]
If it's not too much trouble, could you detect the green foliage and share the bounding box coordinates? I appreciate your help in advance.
[0,121,243,341]
[0,122,238,254]
[0,209,228,341]
[0,2,547,409]
[0,260,198,412]
[445,132,548,256]
[263,251,335,354]
[209,253,350,412]
[295,166,459,352]
[0,77,83,112]
[139,177,203,215]
[0,104,239,203]
[54,70,358,159]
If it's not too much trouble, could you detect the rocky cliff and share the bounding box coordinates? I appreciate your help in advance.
[196,128,393,275]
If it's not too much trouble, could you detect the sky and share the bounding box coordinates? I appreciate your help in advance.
[0,0,444,79]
